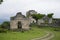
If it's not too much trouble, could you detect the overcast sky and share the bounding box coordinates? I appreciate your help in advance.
[0,0,60,21]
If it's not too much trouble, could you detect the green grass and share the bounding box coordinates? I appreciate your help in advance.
[0,27,46,40]
[52,31,60,40]
[39,26,60,40]
[0,25,60,40]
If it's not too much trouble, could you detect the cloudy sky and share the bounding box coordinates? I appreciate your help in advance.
[0,0,60,21]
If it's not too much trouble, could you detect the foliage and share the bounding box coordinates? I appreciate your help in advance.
[0,0,3,4]
[0,28,8,33]
[47,13,54,18]
[31,13,45,23]
[0,21,10,33]
[1,21,10,29]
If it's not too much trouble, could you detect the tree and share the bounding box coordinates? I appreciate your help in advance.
[1,21,10,29]
[31,13,45,23]
[47,13,54,18]
[0,0,3,4]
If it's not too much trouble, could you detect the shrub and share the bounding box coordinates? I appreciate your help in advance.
[0,28,8,33]
[1,21,10,29]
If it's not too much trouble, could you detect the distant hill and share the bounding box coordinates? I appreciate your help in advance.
[0,19,10,24]
[0,19,4,24]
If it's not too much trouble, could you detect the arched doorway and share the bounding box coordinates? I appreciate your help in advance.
[18,21,22,29]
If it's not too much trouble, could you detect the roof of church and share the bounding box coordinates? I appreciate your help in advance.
[10,12,27,20]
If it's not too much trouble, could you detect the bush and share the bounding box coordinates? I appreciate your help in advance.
[1,21,10,29]
[0,28,8,33]
[54,27,60,31]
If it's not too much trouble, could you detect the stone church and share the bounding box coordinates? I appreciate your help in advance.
[10,12,31,30]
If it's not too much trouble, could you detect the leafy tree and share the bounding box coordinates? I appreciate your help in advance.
[1,21,10,29]
[0,25,1,27]
[47,13,54,18]
[0,0,3,4]
[31,13,45,23]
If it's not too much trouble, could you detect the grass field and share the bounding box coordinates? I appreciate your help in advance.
[39,26,60,40]
[0,27,46,40]
[0,25,60,40]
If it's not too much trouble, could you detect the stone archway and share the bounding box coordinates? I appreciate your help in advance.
[18,21,22,29]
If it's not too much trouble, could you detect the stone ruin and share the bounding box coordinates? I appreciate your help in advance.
[10,10,36,30]
[10,10,60,30]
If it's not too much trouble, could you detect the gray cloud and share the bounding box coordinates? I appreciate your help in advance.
[0,0,60,21]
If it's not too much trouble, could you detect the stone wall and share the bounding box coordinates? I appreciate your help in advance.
[10,12,30,30]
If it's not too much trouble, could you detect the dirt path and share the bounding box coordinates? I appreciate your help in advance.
[32,31,54,40]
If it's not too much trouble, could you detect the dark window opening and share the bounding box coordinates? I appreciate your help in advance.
[18,21,22,29]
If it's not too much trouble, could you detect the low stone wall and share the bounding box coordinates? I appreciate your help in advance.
[38,23,60,27]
